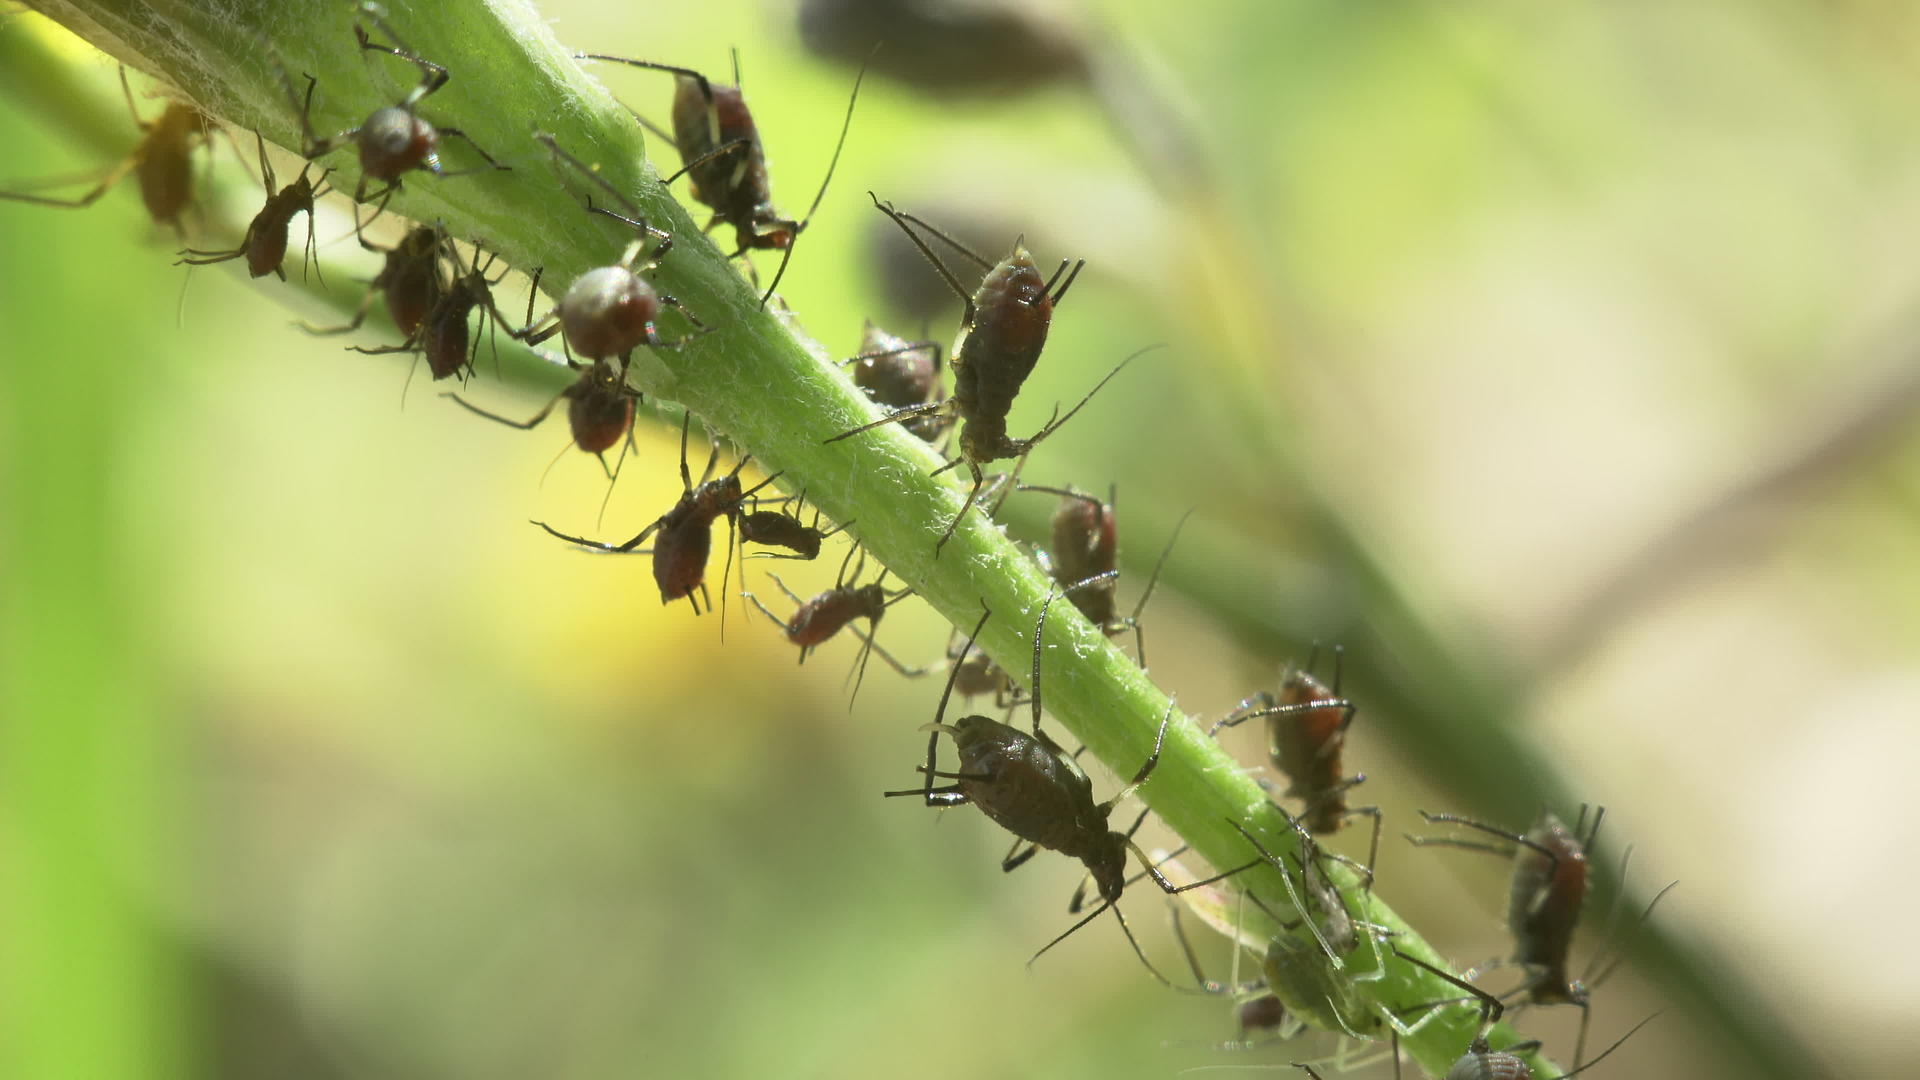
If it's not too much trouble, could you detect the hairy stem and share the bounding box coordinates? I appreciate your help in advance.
[19,0,1551,1074]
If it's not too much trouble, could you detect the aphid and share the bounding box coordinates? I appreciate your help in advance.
[736,490,847,560]
[354,240,513,382]
[884,596,1239,977]
[300,224,446,340]
[1018,484,1189,668]
[444,357,638,477]
[533,413,779,620]
[1208,650,1383,875]
[514,134,701,368]
[576,50,866,302]
[1406,807,1659,1070]
[292,4,508,238]
[0,67,215,231]
[1392,949,1658,1080]
[177,133,328,281]
[743,551,921,702]
[826,196,1134,554]
[797,0,1090,97]
[840,320,946,443]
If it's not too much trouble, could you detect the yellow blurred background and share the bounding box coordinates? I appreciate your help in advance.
[3,1,1916,1078]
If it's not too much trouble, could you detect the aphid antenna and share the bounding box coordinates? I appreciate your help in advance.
[889,204,999,272]
[532,132,659,241]
[753,46,873,305]
[867,193,981,313]
[1124,506,1196,669]
[1405,810,1563,864]
[882,603,992,804]
[1021,343,1160,448]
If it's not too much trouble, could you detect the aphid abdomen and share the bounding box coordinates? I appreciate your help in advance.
[950,716,1096,854]
[244,194,295,278]
[1445,1051,1533,1080]
[951,249,1053,426]
[135,111,201,224]
[423,297,475,380]
[1261,937,1380,1039]
[1272,669,1350,831]
[1509,814,1587,986]
[358,106,437,181]
[565,381,632,454]
[651,507,712,604]
[1048,496,1117,623]
[382,229,444,337]
[560,266,661,360]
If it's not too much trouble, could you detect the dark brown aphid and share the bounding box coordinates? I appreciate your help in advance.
[840,321,946,443]
[300,225,446,340]
[0,68,215,231]
[354,241,513,382]
[1392,949,1658,1080]
[577,50,866,302]
[514,134,701,368]
[1019,484,1189,668]
[444,358,639,477]
[736,490,847,560]
[827,196,1134,554]
[178,134,329,281]
[744,555,921,703]
[533,413,779,621]
[884,596,1240,977]
[292,4,508,239]
[1208,650,1383,883]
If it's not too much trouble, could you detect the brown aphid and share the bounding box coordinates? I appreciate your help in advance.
[884,596,1243,979]
[178,134,329,280]
[841,320,946,443]
[0,68,215,231]
[827,196,1136,555]
[736,490,847,560]
[577,51,866,302]
[354,241,513,382]
[744,555,921,703]
[291,5,508,239]
[534,413,779,622]
[1018,485,1189,668]
[514,134,701,367]
[444,358,638,476]
[300,225,445,340]
[1208,649,1381,859]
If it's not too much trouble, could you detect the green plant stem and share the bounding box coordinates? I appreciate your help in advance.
[18,1,1555,1074]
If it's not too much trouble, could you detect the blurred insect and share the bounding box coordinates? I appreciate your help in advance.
[300,224,447,341]
[841,320,946,443]
[178,133,328,281]
[444,357,639,477]
[353,240,514,383]
[0,67,216,231]
[1406,806,1672,1070]
[797,0,1089,97]
[885,595,1243,978]
[744,549,921,703]
[577,49,867,302]
[292,3,508,239]
[534,413,779,626]
[514,133,701,368]
[1207,649,1383,880]
[1017,484,1190,668]
[736,489,847,560]
[827,196,1136,555]
[1391,949,1659,1080]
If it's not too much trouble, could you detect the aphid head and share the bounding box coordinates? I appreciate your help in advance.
[359,106,436,180]
[560,266,661,360]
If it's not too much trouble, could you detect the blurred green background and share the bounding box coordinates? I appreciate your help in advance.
[3,1,1917,1077]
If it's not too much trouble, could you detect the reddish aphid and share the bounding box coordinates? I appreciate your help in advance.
[827,196,1136,554]
[1405,806,1672,1070]
[1207,649,1382,872]
[1018,484,1189,668]
[840,320,946,443]
[884,596,1243,978]
[0,68,215,231]
[300,225,445,340]
[577,50,866,302]
[744,551,921,703]
[354,240,514,382]
[534,413,780,622]
[444,357,639,477]
[515,134,701,368]
[178,133,329,281]
[292,4,508,239]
